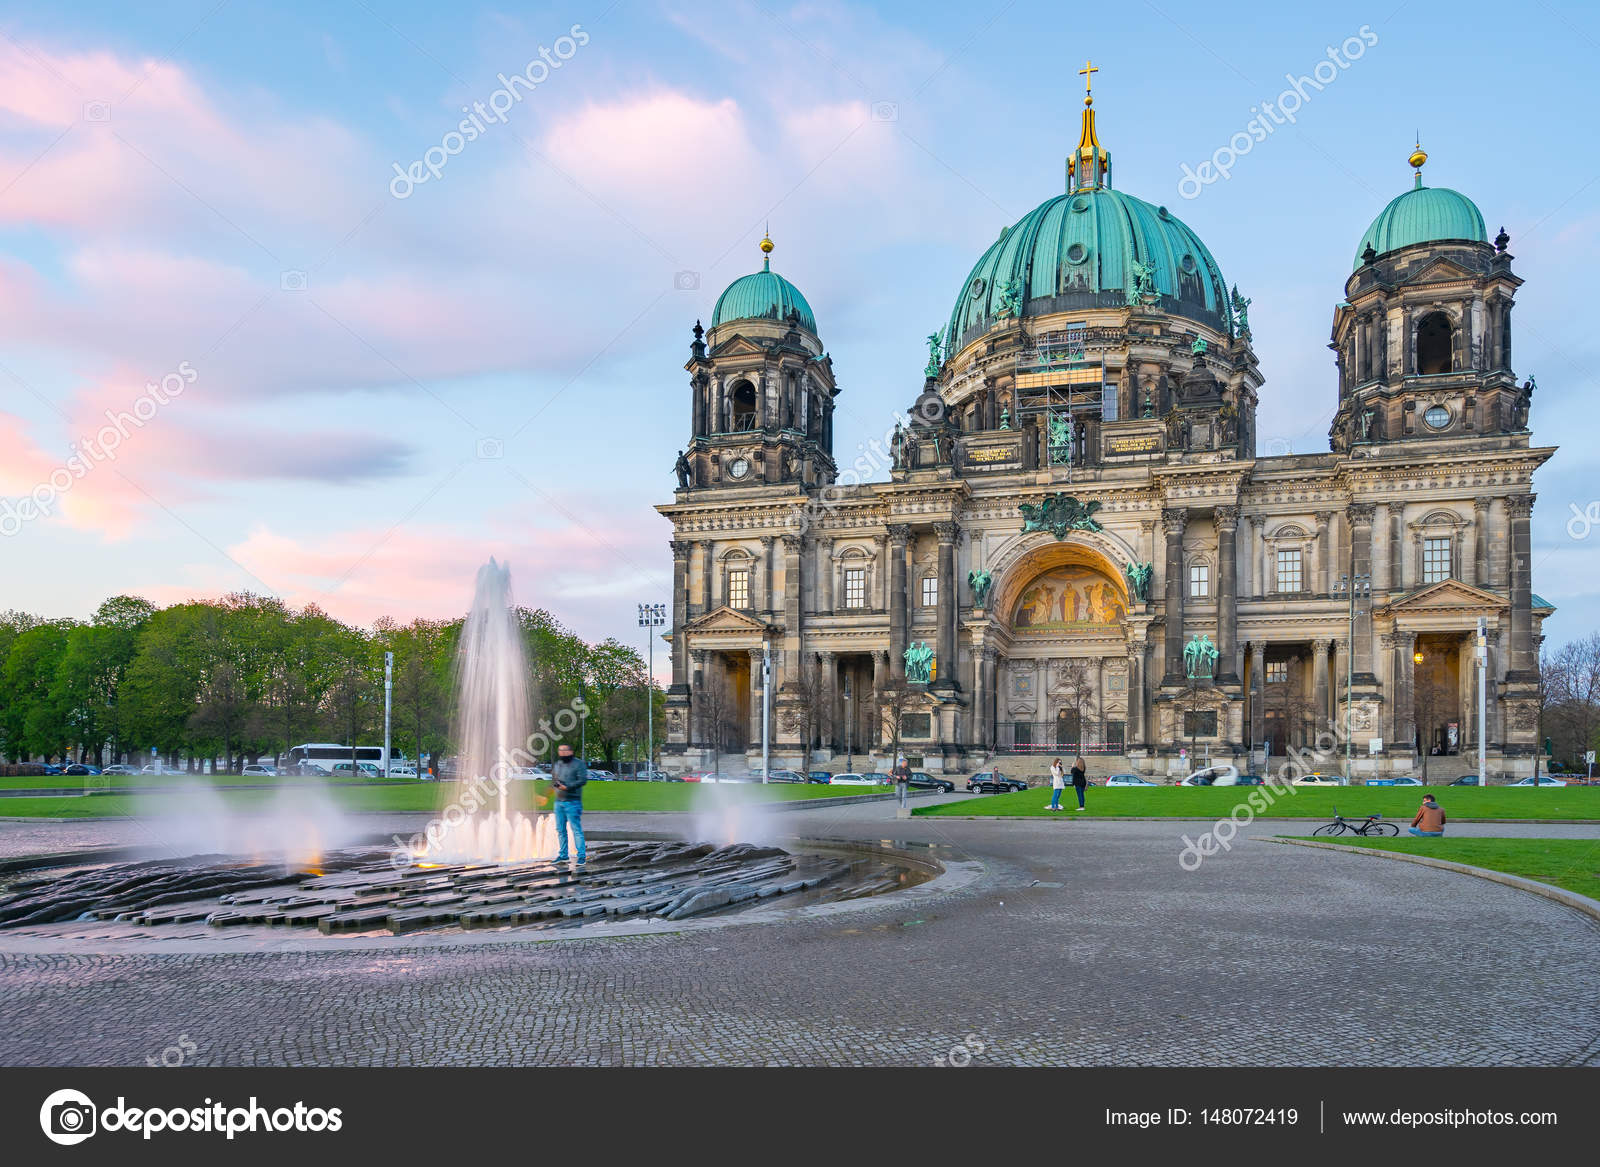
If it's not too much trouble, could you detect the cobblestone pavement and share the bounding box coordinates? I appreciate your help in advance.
[1,807,1597,1067]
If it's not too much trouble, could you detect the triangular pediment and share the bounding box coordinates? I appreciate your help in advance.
[685,605,772,634]
[1405,255,1477,285]
[707,334,768,358]
[1381,578,1507,614]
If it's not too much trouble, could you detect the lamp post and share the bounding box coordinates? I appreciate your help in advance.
[760,637,771,784]
[1475,616,1488,789]
[844,676,853,773]
[1414,649,1428,785]
[637,603,666,776]
[383,651,393,779]
[1331,572,1370,782]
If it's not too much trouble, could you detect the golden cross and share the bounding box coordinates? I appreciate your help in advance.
[1079,59,1098,95]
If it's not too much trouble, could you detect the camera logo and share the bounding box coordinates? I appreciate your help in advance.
[475,436,504,460]
[40,1088,97,1146]
[280,270,308,292]
[871,101,898,122]
[82,100,111,123]
[673,270,700,291]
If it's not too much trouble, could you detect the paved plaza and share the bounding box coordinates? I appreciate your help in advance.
[1,799,1597,1067]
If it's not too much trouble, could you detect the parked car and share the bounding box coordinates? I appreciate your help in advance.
[1104,773,1158,786]
[906,771,955,793]
[749,768,806,783]
[829,773,887,786]
[1447,774,1481,786]
[806,770,833,784]
[676,772,708,783]
[61,763,102,776]
[1389,775,1424,786]
[386,764,418,778]
[588,769,618,781]
[1180,765,1242,786]
[1508,775,1567,786]
[241,764,278,777]
[966,771,1028,794]
[634,768,670,782]
[101,764,139,776]
[330,761,384,779]
[1290,771,1342,786]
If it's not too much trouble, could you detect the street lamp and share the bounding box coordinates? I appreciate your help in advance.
[1413,649,1429,785]
[843,675,853,772]
[1331,571,1371,782]
[637,603,667,776]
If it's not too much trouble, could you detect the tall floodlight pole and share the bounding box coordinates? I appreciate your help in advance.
[638,603,666,775]
[1476,616,1488,788]
[761,638,771,783]
[383,651,394,778]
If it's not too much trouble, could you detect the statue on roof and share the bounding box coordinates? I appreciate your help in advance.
[994,277,1022,319]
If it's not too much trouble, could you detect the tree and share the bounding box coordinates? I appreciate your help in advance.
[879,678,921,768]
[188,661,253,772]
[785,656,828,776]
[1543,635,1600,770]
[695,664,740,774]
[1053,659,1097,749]
[1,621,74,761]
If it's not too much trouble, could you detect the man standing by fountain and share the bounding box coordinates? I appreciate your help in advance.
[551,743,589,864]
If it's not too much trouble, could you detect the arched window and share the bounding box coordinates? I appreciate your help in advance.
[730,380,757,431]
[1416,312,1453,375]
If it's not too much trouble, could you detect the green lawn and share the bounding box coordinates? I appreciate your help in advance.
[1307,836,1600,900]
[915,785,1600,821]
[0,779,869,818]
[0,772,405,790]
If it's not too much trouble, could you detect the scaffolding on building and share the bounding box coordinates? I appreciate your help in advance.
[1012,325,1116,472]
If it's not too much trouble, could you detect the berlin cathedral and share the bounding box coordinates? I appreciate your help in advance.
[656,70,1553,780]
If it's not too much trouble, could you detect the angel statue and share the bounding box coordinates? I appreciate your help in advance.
[968,568,994,608]
[1230,284,1252,333]
[924,330,944,377]
[1122,561,1153,603]
[994,277,1023,320]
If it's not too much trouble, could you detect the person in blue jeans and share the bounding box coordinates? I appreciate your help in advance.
[550,743,588,864]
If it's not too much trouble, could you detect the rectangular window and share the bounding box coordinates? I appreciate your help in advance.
[1422,537,1452,584]
[727,569,750,610]
[843,569,866,609]
[1189,563,1210,599]
[1276,548,1303,593]
[922,576,938,607]
[1183,710,1218,737]
[1100,382,1119,422]
[902,713,932,738]
[1266,661,1288,684]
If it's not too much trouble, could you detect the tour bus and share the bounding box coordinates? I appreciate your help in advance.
[285,743,397,776]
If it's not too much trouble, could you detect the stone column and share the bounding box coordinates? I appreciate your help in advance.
[1240,515,1255,599]
[871,651,888,747]
[670,540,691,688]
[691,650,709,746]
[818,650,837,750]
[1507,494,1536,680]
[1312,638,1331,729]
[1128,640,1146,748]
[1372,504,1391,592]
[1162,507,1188,684]
[1391,631,1417,750]
[747,647,765,748]
[760,535,776,615]
[1347,503,1376,679]
[972,647,991,750]
[818,536,835,614]
[1215,506,1239,681]
[1389,506,1404,591]
[699,541,714,612]
[934,521,961,689]
[876,534,890,611]
[888,524,911,678]
[1473,496,1491,588]
[1249,641,1266,750]
[1315,511,1333,595]
[781,534,804,686]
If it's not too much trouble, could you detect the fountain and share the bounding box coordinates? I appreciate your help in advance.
[417,558,558,864]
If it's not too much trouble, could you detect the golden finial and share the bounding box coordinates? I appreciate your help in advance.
[1079,59,1098,106]
[1409,134,1428,187]
[759,227,774,270]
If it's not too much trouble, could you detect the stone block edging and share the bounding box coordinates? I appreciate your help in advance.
[1262,835,1600,924]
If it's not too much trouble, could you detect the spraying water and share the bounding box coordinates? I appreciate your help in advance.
[424,558,558,862]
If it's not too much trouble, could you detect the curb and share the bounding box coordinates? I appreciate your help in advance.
[1261,836,1600,924]
[910,812,1600,824]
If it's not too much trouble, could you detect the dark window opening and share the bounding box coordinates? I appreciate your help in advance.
[730,381,757,431]
[1416,312,1453,375]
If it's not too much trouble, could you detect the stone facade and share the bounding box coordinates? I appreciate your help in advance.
[656,121,1553,781]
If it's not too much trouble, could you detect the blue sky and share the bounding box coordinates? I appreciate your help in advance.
[0,0,1594,653]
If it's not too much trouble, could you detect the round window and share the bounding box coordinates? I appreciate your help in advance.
[969,277,986,299]
[1181,253,1197,273]
[1066,242,1088,264]
[1071,196,1091,213]
[1424,405,1451,430]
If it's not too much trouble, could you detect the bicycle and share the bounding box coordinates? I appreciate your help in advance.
[1311,808,1399,837]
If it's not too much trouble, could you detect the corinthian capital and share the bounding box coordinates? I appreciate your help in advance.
[933,520,963,544]
[1506,493,1536,519]
[1346,502,1375,525]
[887,523,912,545]
[1214,505,1238,532]
[1161,507,1188,535]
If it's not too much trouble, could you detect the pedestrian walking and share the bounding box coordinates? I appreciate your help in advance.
[893,755,911,808]
[551,743,589,864]
[1048,758,1065,810]
[1071,755,1088,811]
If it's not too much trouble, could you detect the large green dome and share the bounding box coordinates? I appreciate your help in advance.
[946,186,1232,351]
[710,257,817,334]
[1353,183,1486,269]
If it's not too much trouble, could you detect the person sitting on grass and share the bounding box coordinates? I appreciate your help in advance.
[1409,793,1446,838]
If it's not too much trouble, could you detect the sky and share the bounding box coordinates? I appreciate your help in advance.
[0,0,1596,661]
